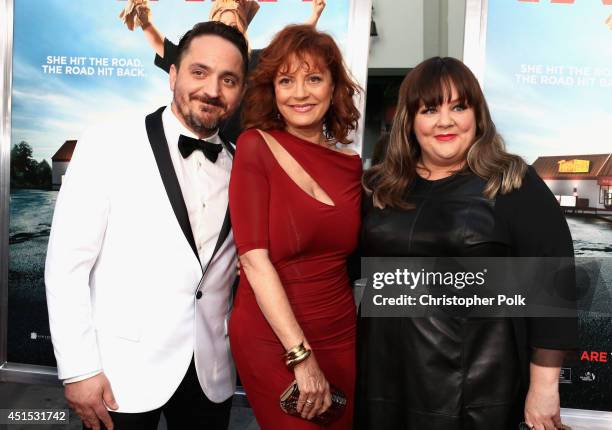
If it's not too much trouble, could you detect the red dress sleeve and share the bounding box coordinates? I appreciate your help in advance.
[229,129,270,255]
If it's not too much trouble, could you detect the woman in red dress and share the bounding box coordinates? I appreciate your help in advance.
[228,25,362,429]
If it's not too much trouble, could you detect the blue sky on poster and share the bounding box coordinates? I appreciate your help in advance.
[483,1,612,163]
[11,0,350,162]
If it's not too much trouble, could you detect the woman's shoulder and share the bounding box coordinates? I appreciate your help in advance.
[233,129,273,160]
[236,128,267,146]
[520,165,548,190]
[499,165,555,205]
[495,165,569,236]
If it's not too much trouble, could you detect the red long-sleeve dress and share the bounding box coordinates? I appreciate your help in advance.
[228,129,362,429]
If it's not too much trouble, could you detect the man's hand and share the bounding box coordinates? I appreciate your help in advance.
[65,373,118,430]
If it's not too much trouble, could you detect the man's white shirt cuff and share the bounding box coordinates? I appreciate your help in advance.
[63,370,102,385]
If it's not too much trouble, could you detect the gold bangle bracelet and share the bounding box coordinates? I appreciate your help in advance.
[286,349,311,369]
[285,341,307,358]
[286,349,309,362]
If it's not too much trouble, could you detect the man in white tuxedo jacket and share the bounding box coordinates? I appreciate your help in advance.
[45,22,248,430]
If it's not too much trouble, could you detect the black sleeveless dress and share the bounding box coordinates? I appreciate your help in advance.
[355,168,577,430]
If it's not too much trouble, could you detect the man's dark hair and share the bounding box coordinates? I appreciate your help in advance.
[174,21,249,77]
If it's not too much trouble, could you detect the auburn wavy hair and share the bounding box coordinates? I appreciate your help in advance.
[364,57,527,209]
[241,25,361,144]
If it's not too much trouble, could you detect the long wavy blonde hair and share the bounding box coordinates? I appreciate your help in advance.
[364,57,527,209]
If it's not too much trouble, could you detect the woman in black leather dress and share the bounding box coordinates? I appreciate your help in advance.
[355,57,577,430]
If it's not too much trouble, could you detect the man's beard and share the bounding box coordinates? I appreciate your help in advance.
[176,95,228,135]
[185,111,219,134]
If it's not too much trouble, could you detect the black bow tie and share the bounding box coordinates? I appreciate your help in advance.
[178,134,223,163]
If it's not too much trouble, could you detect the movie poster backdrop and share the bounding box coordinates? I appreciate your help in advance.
[465,0,612,413]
